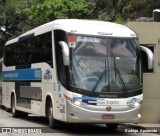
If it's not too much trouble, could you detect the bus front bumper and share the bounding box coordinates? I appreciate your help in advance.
[66,100,141,123]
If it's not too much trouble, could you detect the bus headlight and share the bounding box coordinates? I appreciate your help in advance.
[65,95,86,107]
[128,101,142,108]
[134,102,140,107]
[74,100,83,106]
[71,99,85,107]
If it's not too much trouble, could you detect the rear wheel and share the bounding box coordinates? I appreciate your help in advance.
[11,95,28,118]
[106,123,118,130]
[11,95,19,118]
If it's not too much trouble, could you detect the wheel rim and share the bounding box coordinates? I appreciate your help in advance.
[49,107,52,119]
[48,105,53,126]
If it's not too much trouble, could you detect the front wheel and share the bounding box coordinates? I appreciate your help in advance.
[47,101,60,128]
[106,123,118,130]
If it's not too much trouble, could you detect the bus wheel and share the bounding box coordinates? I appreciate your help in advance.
[48,101,59,128]
[11,95,19,118]
[106,123,118,130]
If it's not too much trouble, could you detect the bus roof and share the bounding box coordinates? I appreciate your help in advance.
[5,19,137,45]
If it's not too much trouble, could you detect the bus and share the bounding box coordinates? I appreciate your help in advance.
[0,19,153,129]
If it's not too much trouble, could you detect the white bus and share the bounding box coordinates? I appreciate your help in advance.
[0,19,153,129]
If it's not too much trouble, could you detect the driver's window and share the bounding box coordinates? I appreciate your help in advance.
[54,30,67,86]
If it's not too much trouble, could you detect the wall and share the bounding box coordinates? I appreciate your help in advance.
[128,22,160,123]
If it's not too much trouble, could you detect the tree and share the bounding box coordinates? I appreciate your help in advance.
[0,0,160,58]
[92,0,117,21]
[0,0,31,57]
[0,0,94,57]
[22,0,94,29]
[0,0,7,57]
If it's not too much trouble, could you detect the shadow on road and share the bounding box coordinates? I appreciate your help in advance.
[22,115,144,135]
[0,108,146,135]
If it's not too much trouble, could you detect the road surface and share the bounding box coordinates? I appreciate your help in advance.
[0,107,159,136]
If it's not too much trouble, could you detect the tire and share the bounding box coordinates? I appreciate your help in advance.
[11,96,28,118]
[47,101,60,128]
[11,95,19,118]
[106,123,118,130]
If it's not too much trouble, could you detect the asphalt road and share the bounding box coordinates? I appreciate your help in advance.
[0,107,159,136]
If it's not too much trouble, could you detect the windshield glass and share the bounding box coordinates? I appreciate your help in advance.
[69,35,141,93]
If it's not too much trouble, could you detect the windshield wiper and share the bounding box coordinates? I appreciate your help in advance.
[91,59,108,92]
[113,57,127,92]
[91,69,106,92]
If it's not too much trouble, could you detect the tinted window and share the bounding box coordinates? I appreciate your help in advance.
[4,32,53,67]
[54,30,67,86]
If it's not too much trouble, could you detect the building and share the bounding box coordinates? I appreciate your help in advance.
[127,10,160,123]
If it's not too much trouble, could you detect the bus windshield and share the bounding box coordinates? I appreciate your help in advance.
[69,35,141,93]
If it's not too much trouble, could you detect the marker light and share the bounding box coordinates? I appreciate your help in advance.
[138,114,141,118]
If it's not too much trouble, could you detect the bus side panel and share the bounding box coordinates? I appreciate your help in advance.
[14,63,47,116]
[16,82,44,115]
[14,63,59,117]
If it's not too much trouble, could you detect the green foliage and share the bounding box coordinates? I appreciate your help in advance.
[91,0,116,21]
[22,0,94,28]
[0,0,160,58]
[0,0,94,57]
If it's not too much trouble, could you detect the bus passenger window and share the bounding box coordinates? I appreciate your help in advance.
[4,32,53,67]
[140,45,154,73]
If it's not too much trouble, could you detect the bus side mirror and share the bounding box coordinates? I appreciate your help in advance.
[59,41,70,66]
[140,46,154,69]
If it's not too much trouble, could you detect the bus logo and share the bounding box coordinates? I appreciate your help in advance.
[127,97,140,105]
[44,69,52,80]
[106,100,119,105]
[106,106,112,111]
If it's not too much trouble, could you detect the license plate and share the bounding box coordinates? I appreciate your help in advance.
[102,114,115,119]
